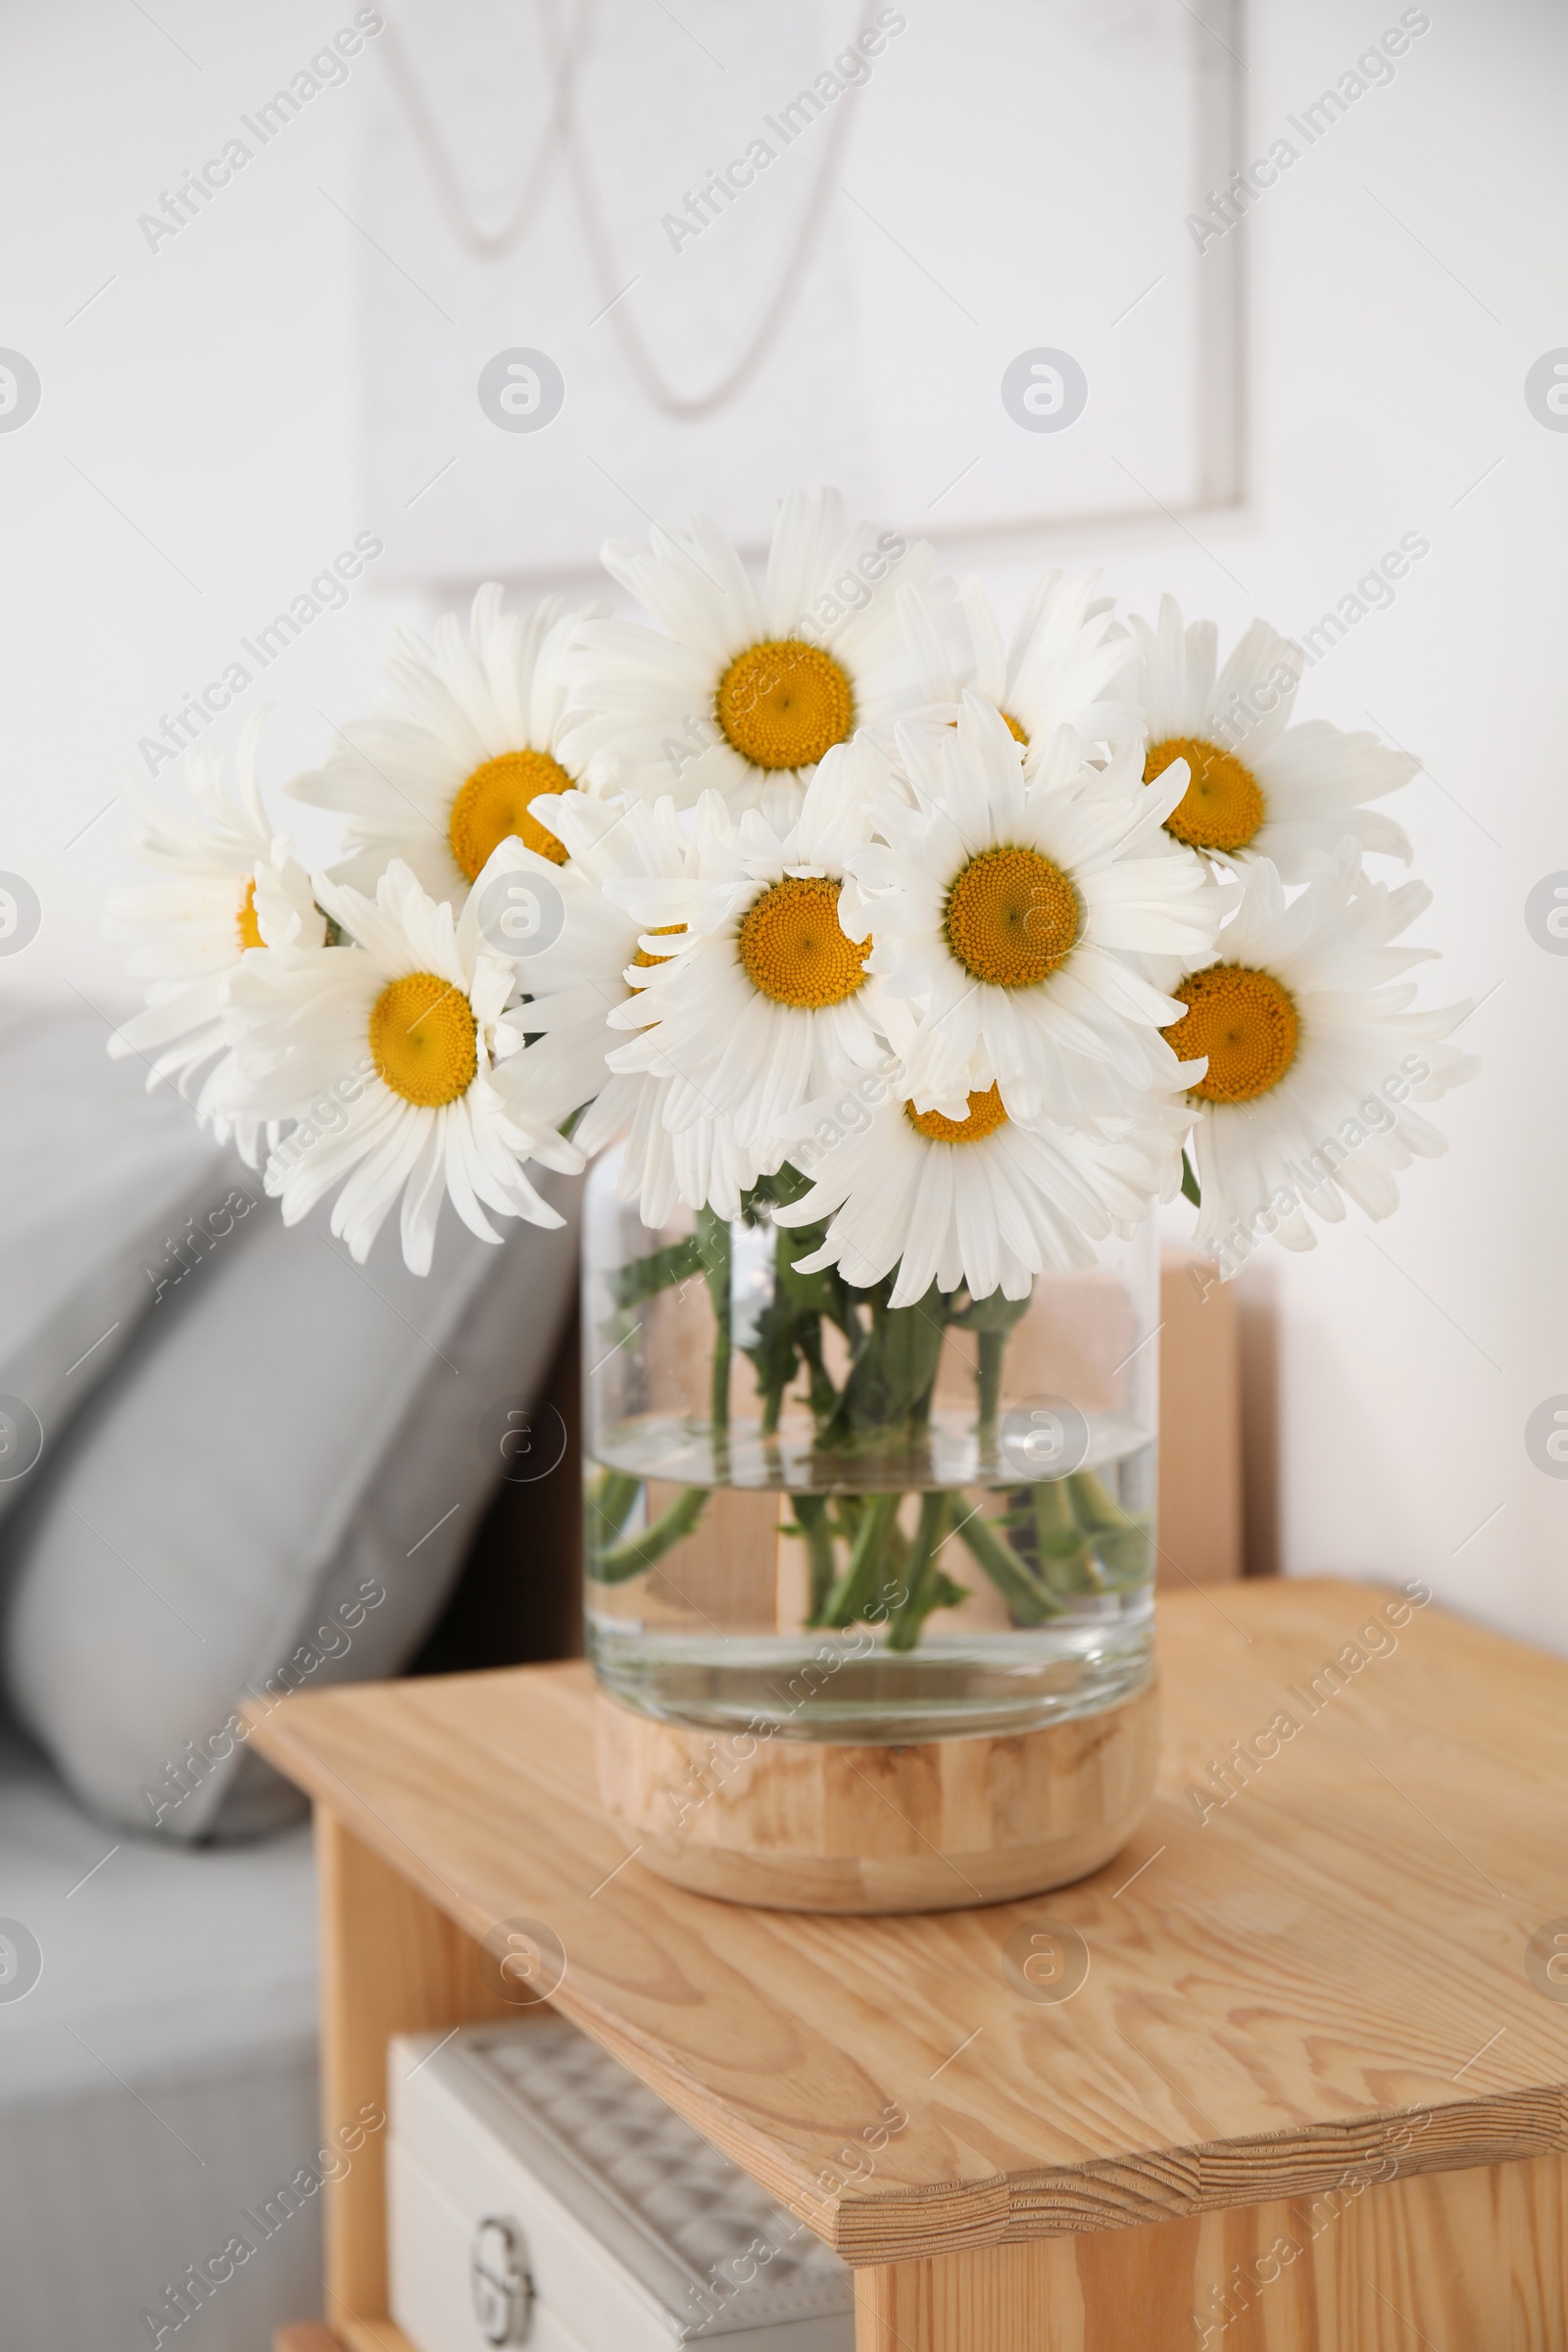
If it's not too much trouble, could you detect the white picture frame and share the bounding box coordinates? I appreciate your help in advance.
[359,0,1248,584]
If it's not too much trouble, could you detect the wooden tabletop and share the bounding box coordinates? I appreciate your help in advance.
[247,1578,1568,2266]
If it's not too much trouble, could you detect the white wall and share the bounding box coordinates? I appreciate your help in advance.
[2,1,1562,1643]
[1090,0,1565,1646]
[0,0,429,1012]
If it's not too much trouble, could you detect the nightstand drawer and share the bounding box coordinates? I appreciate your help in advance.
[388,2017,853,2352]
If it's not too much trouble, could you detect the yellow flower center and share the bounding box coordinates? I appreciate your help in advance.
[715,639,855,770]
[448,749,572,882]
[236,876,264,952]
[630,923,686,974]
[1166,963,1299,1102]
[1145,736,1266,854]
[943,846,1080,988]
[906,1085,1009,1144]
[369,971,478,1107]
[946,709,1029,744]
[737,877,868,1007]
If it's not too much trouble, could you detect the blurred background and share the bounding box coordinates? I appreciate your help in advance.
[5,0,1562,1640]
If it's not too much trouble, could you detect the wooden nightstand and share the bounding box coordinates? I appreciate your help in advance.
[254,1579,1568,2352]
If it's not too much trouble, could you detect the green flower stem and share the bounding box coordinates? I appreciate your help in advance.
[797,1322,840,1428]
[1065,1468,1136,1532]
[1086,1522,1152,1585]
[955,1506,1063,1625]
[1031,1476,1074,1538]
[1042,1537,1101,1597]
[881,1513,911,1609]
[830,1492,863,1543]
[696,1208,732,1438]
[1062,1469,1150,1586]
[821,1284,948,1450]
[608,1233,706,1312]
[590,1469,641,1541]
[789,1494,839,1621]
[820,1493,901,1628]
[887,1491,964,1650]
[977,1329,1004,1441]
[996,1484,1097,1594]
[590,1485,709,1584]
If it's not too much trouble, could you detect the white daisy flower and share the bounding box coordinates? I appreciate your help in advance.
[1169,848,1477,1270]
[474,808,766,1229]
[561,487,945,825]
[225,858,579,1273]
[603,737,889,1154]
[1127,596,1416,874]
[773,1048,1187,1309]
[585,1077,770,1231]
[105,711,322,1159]
[896,569,1141,764]
[844,694,1222,1126]
[287,585,605,907]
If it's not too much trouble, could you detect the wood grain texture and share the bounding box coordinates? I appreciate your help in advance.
[328,2324,419,2352]
[854,2151,1568,2349]
[315,1815,514,2320]
[245,1580,1568,2267]
[1157,1248,1242,1587]
[595,1681,1160,1911]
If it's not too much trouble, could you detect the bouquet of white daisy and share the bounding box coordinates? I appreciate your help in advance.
[107,490,1474,1716]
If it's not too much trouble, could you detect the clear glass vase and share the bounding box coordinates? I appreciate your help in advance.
[582,1146,1158,1745]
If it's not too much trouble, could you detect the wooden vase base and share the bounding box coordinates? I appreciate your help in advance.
[594,1679,1159,1914]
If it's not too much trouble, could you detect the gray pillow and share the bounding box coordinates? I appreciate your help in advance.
[0,1006,240,1518]
[1,1167,578,1842]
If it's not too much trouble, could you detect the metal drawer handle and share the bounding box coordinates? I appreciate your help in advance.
[470,2214,533,2346]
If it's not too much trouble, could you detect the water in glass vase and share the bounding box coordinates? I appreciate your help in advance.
[583,1149,1159,1743]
